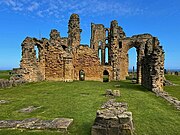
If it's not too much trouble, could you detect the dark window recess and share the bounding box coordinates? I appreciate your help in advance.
[119,41,122,48]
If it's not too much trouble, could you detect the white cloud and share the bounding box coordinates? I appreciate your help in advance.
[0,0,144,20]
[27,2,39,12]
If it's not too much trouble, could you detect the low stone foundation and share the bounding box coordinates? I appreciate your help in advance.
[91,99,134,135]
[0,79,26,89]
[153,88,180,110]
[0,118,73,131]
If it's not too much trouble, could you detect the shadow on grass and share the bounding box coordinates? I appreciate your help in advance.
[113,81,150,92]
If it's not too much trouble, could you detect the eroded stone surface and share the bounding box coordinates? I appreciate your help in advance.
[0,118,73,131]
[92,100,134,135]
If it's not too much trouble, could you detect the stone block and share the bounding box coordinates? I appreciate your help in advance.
[92,100,134,135]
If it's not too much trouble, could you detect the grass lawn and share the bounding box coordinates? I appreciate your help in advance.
[164,75,180,100]
[0,76,180,134]
[0,70,11,80]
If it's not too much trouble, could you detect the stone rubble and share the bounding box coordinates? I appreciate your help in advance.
[105,89,120,97]
[163,79,176,86]
[0,100,10,104]
[92,99,134,135]
[0,118,73,131]
[0,79,26,89]
[18,106,42,113]
[153,88,180,110]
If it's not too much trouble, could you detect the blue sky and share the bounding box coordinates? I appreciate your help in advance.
[0,0,180,70]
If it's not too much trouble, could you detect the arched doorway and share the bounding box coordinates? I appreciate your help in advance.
[79,70,85,81]
[103,70,109,82]
[128,47,137,81]
[126,41,145,84]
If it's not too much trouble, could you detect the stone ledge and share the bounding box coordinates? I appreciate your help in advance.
[0,118,73,131]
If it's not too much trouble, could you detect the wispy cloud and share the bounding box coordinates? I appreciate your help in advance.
[6,0,177,20]
[27,2,39,12]
[1,0,179,21]
[0,0,145,21]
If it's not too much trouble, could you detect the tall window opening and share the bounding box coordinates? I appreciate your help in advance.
[105,47,109,65]
[106,30,108,37]
[34,46,39,60]
[119,41,122,48]
[98,48,102,64]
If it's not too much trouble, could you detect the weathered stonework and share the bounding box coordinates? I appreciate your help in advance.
[12,13,165,91]
[0,118,73,131]
[91,99,134,135]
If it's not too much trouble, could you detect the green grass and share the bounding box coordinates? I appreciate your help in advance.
[0,79,180,134]
[0,70,11,80]
[164,75,180,100]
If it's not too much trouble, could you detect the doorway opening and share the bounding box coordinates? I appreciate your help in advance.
[79,70,85,81]
[103,70,109,82]
[127,47,137,80]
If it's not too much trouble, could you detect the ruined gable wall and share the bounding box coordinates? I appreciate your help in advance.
[73,46,102,81]
[45,29,73,81]
[44,45,65,81]
[19,37,45,82]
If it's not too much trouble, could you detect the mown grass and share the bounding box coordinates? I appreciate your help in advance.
[0,70,11,80]
[0,76,180,135]
[164,75,180,100]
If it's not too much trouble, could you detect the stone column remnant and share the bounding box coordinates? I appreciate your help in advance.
[91,100,134,135]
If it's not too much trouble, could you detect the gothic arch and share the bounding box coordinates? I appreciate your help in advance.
[126,40,146,84]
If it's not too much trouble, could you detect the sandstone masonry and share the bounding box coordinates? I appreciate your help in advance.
[12,14,165,91]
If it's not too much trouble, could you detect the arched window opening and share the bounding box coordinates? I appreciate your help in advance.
[98,41,102,46]
[105,47,109,65]
[79,70,85,81]
[103,70,109,82]
[127,47,137,81]
[34,46,39,60]
[106,30,108,38]
[105,39,108,45]
[98,48,102,64]
[119,41,122,49]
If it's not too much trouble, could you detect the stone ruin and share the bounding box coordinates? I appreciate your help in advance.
[0,118,73,131]
[91,99,134,135]
[12,13,165,91]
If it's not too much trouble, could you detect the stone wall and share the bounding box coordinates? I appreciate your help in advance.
[74,45,102,81]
